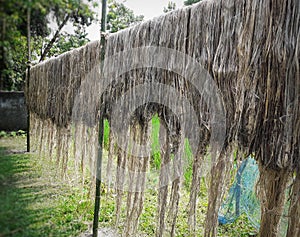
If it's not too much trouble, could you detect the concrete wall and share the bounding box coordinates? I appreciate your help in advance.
[0,91,28,131]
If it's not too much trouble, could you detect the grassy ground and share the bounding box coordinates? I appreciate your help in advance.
[0,136,94,237]
[0,135,257,236]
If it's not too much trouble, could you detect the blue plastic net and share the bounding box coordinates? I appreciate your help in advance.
[218,157,260,228]
[218,157,289,234]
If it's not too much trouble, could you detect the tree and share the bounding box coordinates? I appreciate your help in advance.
[0,0,34,90]
[0,0,97,91]
[184,0,201,6]
[0,0,144,91]
[106,0,144,33]
[38,0,97,61]
[163,1,176,13]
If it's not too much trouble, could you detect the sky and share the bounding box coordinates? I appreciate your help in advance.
[125,0,184,19]
[86,0,185,41]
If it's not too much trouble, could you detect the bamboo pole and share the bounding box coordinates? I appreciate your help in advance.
[92,117,104,237]
[92,0,107,236]
[26,0,31,152]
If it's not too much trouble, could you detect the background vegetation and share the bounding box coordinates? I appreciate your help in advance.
[0,0,145,91]
[0,0,201,91]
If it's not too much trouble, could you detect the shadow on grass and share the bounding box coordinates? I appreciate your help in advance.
[0,145,92,237]
[0,146,50,236]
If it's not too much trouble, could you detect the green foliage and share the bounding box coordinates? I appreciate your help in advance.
[184,0,202,6]
[0,2,28,91]
[0,0,97,91]
[0,0,145,91]
[38,0,97,61]
[0,130,26,138]
[0,131,7,137]
[163,1,176,13]
[107,0,144,33]
[0,0,48,90]
[17,130,27,137]
[47,31,90,58]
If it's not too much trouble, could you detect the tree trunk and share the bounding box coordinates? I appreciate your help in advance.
[39,14,70,62]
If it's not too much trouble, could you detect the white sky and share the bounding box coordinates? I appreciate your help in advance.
[86,0,185,40]
[125,0,184,19]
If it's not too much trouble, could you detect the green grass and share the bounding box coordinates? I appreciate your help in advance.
[150,116,197,188]
[99,117,258,236]
[218,214,258,236]
[183,138,194,188]
[0,137,94,237]
[151,115,161,170]
[103,119,110,150]
[0,135,258,237]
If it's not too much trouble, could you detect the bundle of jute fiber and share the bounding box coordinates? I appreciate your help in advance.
[26,41,101,181]
[25,0,299,236]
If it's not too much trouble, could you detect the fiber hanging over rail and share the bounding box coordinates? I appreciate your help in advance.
[25,0,300,236]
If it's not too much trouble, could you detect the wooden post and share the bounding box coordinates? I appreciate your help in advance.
[92,0,107,236]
